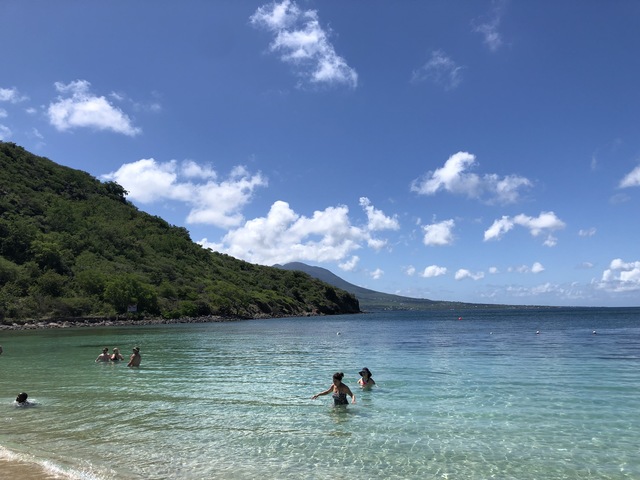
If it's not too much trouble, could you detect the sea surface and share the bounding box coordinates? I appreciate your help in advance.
[1,308,639,479]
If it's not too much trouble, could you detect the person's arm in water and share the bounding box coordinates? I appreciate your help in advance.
[311,385,334,400]
[344,385,356,404]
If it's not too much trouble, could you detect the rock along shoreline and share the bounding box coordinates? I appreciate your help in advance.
[0,311,331,331]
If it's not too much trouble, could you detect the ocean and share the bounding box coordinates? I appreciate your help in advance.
[1,308,639,479]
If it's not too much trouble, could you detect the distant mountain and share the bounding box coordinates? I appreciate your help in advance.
[0,142,359,321]
[275,262,496,311]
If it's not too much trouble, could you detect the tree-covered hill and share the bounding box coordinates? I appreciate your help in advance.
[0,142,359,322]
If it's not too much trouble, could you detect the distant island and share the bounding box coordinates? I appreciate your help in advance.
[275,262,522,311]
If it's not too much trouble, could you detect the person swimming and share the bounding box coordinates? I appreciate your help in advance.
[15,392,31,406]
[358,367,375,388]
[312,372,356,406]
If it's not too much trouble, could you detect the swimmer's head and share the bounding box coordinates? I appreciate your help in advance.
[359,367,372,377]
[332,372,344,383]
[16,392,28,403]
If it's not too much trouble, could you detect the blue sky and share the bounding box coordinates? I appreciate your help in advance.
[2,0,640,307]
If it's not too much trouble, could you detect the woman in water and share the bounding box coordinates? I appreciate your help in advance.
[311,372,356,405]
[110,347,124,362]
[358,367,375,388]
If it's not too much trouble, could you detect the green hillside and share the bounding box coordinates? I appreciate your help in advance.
[0,142,359,322]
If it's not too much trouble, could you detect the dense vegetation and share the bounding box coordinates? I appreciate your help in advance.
[0,142,359,322]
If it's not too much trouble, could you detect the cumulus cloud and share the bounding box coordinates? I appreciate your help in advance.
[597,258,640,292]
[250,0,358,88]
[411,50,464,90]
[471,0,506,52]
[484,211,565,245]
[455,269,485,281]
[359,197,400,232]
[531,262,545,274]
[47,80,141,136]
[619,165,640,188]
[411,151,531,204]
[201,198,398,266]
[422,219,455,246]
[339,256,359,272]
[405,265,416,276]
[370,268,384,280]
[421,265,447,278]
[102,158,267,229]
[0,86,28,103]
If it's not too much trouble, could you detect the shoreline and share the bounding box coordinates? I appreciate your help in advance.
[0,314,242,331]
[0,457,61,480]
[0,310,337,331]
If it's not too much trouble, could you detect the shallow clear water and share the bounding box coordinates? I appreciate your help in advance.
[1,308,639,479]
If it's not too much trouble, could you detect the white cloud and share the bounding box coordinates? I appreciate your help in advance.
[531,262,545,274]
[250,0,358,88]
[484,211,565,245]
[0,108,7,118]
[422,219,455,246]
[47,80,141,136]
[339,256,359,272]
[411,151,531,204]
[202,202,355,265]
[0,87,28,103]
[578,227,596,237]
[405,265,416,276]
[359,197,400,232]
[421,265,447,278]
[411,50,464,90]
[201,197,398,266]
[455,269,485,281]
[0,124,12,140]
[102,158,267,229]
[597,258,640,293]
[489,266,499,274]
[370,268,384,280]
[619,165,640,188]
[471,0,506,52]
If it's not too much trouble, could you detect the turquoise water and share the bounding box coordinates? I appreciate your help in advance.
[1,308,639,479]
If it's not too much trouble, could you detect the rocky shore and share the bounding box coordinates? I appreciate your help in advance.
[0,310,332,330]
[0,315,238,330]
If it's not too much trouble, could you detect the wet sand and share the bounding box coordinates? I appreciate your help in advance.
[0,458,61,479]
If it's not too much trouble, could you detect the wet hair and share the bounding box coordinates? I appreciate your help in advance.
[333,372,344,381]
[16,392,28,403]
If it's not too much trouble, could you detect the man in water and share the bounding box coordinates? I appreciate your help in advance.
[128,347,141,367]
[95,347,110,362]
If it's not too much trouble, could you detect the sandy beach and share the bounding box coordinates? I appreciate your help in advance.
[0,457,62,479]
